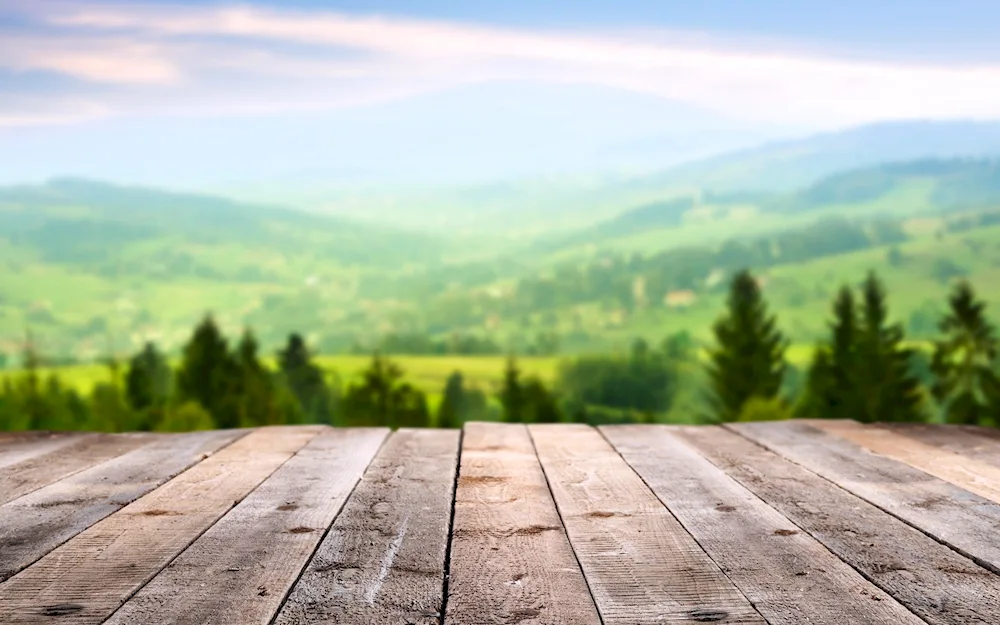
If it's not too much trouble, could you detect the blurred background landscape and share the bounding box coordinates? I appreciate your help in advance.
[2,0,1000,429]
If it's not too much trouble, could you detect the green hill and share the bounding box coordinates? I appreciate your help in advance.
[0,179,446,360]
[5,157,1000,365]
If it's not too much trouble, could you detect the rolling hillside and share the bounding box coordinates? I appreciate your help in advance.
[0,179,447,359]
[4,153,1000,365]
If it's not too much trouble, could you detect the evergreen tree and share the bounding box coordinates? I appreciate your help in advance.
[800,286,862,419]
[855,271,924,422]
[342,352,429,427]
[124,342,171,429]
[499,354,525,423]
[930,281,1000,425]
[705,270,787,422]
[277,333,334,423]
[234,330,288,427]
[522,377,562,423]
[175,314,235,428]
[437,371,466,429]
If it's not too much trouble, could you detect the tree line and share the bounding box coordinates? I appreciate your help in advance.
[1,268,997,431]
[710,270,999,426]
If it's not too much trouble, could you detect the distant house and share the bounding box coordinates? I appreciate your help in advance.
[664,290,697,308]
[485,314,501,330]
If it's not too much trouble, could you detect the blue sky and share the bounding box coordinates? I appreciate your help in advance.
[2,0,999,193]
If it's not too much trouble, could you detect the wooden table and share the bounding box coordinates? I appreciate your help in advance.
[2,420,1000,624]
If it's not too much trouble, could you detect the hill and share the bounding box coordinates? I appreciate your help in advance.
[629,120,1000,194]
[300,120,1000,239]
[4,156,1000,364]
[530,157,1000,260]
[0,179,447,359]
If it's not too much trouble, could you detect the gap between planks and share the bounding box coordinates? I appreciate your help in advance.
[105,427,389,625]
[728,420,1000,577]
[0,425,323,624]
[529,423,766,624]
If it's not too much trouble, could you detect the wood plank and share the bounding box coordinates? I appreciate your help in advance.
[602,425,925,625]
[671,425,1000,625]
[0,428,245,582]
[809,420,1000,502]
[0,432,161,505]
[0,432,88,470]
[0,425,322,624]
[729,420,1000,575]
[274,428,458,625]
[445,422,603,625]
[105,427,388,625]
[883,423,1000,465]
[529,423,765,625]
[670,426,1000,625]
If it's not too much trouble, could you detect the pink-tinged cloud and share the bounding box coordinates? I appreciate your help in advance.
[4,1,1000,126]
[0,35,181,85]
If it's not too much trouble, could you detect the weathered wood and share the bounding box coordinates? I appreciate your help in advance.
[0,425,321,624]
[105,427,388,625]
[275,428,458,625]
[883,423,1000,465]
[674,424,1000,625]
[445,422,602,625]
[729,420,1000,575]
[602,425,925,624]
[0,428,244,582]
[0,432,160,505]
[529,423,765,624]
[810,421,1000,505]
[0,432,88,470]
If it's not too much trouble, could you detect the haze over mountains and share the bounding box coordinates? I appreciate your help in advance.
[4,115,1000,361]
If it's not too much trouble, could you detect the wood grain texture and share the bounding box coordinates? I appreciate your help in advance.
[0,428,244,582]
[0,432,160,505]
[810,420,1000,503]
[529,423,765,625]
[729,420,1000,575]
[602,425,924,625]
[0,425,322,624]
[445,422,603,625]
[673,425,1000,625]
[275,428,458,625]
[0,432,88,470]
[105,427,388,625]
[883,423,1000,465]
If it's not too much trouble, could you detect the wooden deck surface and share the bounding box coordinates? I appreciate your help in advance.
[2,420,1000,624]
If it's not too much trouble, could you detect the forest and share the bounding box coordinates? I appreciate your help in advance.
[1,268,996,432]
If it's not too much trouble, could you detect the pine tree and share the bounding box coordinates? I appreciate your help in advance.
[342,352,428,427]
[277,333,333,423]
[705,269,787,422]
[930,280,1000,425]
[855,271,924,422]
[124,342,172,429]
[437,371,466,429]
[499,354,525,423]
[522,377,562,423]
[175,314,234,428]
[234,330,287,427]
[800,286,862,419]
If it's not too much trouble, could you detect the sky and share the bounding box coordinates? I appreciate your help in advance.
[2,0,1000,194]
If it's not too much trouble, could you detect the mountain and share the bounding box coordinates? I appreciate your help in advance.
[629,120,1000,193]
[263,119,1000,236]
[528,157,1000,260]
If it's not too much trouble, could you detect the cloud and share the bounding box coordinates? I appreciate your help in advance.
[0,34,181,85]
[4,1,1000,128]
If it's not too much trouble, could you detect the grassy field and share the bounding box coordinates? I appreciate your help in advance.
[0,355,561,397]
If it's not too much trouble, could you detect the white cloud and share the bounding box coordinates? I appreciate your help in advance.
[4,1,1000,127]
